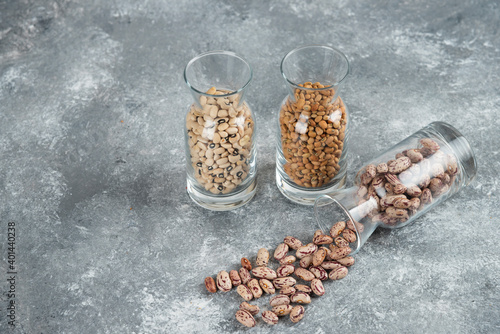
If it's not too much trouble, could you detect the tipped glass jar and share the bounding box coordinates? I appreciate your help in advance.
[183,51,257,210]
[276,45,350,205]
[314,122,477,254]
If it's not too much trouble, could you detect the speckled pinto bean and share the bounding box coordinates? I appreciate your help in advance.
[262,310,279,325]
[216,271,232,292]
[284,236,303,250]
[235,309,256,328]
[294,267,315,281]
[329,266,349,280]
[274,243,289,261]
[256,248,270,267]
[259,279,276,294]
[290,291,312,304]
[239,302,259,316]
[269,294,290,307]
[229,270,241,286]
[321,261,344,270]
[290,305,305,323]
[329,246,352,260]
[311,278,325,296]
[272,304,293,316]
[294,284,312,294]
[330,220,346,237]
[279,255,296,265]
[239,268,252,285]
[277,264,295,277]
[334,236,349,248]
[336,256,355,267]
[251,267,277,280]
[186,88,254,195]
[313,234,334,245]
[247,279,263,298]
[280,286,296,296]
[309,266,328,281]
[299,255,313,268]
[342,229,357,243]
[312,248,327,267]
[237,285,253,301]
[296,243,318,259]
[273,277,297,289]
[280,82,347,188]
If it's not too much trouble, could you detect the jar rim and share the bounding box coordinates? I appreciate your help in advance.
[183,50,253,98]
[280,45,350,91]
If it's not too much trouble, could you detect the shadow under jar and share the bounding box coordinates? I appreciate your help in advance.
[183,51,257,211]
[276,45,350,205]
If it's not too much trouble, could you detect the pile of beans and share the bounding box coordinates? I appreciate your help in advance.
[279,82,347,188]
[204,220,358,327]
[186,87,254,195]
[355,137,459,226]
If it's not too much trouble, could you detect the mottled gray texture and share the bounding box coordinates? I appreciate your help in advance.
[0,0,499,333]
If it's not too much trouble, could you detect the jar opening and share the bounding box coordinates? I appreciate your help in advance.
[184,50,253,98]
[281,45,350,91]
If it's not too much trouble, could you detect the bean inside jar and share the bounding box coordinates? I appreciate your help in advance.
[280,82,347,188]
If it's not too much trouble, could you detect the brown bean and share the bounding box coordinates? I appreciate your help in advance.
[204,276,217,293]
[241,257,252,271]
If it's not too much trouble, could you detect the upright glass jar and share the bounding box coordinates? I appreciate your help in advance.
[183,51,257,210]
[314,122,477,254]
[276,45,350,205]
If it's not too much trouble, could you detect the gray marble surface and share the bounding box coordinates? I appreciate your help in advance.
[1,0,499,333]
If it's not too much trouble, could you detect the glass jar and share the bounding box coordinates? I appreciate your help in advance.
[276,45,350,205]
[183,51,257,210]
[314,122,477,254]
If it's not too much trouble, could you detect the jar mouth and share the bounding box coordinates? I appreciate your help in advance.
[314,194,361,254]
[183,50,253,98]
[280,45,350,91]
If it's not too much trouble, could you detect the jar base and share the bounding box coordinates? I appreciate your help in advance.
[275,169,346,205]
[186,178,257,211]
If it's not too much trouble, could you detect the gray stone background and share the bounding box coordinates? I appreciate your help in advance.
[0,0,499,333]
